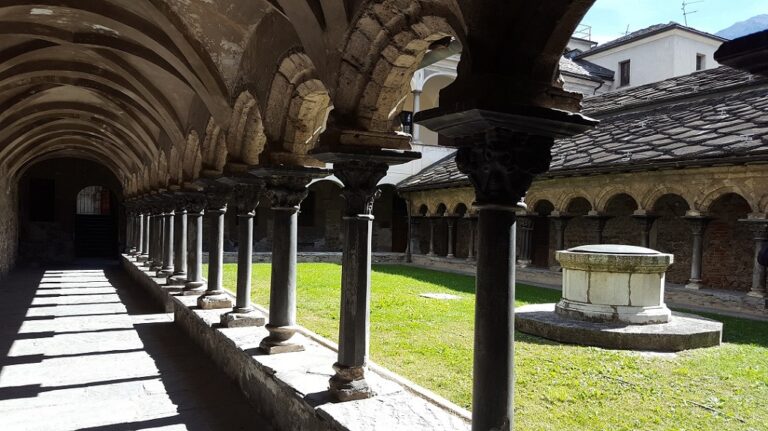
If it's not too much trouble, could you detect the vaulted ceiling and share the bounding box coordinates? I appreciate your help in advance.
[0,0,595,196]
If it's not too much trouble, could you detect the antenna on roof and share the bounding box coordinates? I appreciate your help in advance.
[682,0,704,26]
[624,25,630,36]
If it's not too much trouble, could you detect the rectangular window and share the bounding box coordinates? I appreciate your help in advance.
[696,54,705,71]
[29,178,55,222]
[619,60,630,87]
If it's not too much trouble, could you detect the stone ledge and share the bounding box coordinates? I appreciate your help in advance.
[120,255,470,431]
[516,303,722,352]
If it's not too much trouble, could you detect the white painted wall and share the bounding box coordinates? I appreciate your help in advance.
[581,29,722,90]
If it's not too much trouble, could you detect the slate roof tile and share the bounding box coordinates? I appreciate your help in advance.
[399,67,768,190]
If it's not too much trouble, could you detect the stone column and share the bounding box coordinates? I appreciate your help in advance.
[516,215,534,267]
[587,213,609,244]
[197,188,234,309]
[328,160,388,402]
[405,201,413,262]
[549,215,571,270]
[446,217,456,258]
[466,216,477,261]
[222,184,266,327]
[136,211,146,259]
[125,209,134,254]
[412,89,422,143]
[183,195,206,295]
[159,207,175,277]
[150,211,163,272]
[684,215,710,290]
[170,201,188,285]
[455,133,551,431]
[632,212,657,248]
[259,174,315,354]
[426,217,436,256]
[141,210,151,264]
[742,219,768,298]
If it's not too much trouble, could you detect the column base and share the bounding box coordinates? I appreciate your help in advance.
[447,253,455,258]
[149,264,163,272]
[685,280,703,290]
[182,281,206,296]
[259,325,304,354]
[197,292,233,309]
[220,309,266,328]
[518,259,531,268]
[329,363,376,402]
[549,265,562,272]
[167,273,188,286]
[426,252,436,257]
[137,255,149,263]
[158,267,175,277]
[747,290,766,298]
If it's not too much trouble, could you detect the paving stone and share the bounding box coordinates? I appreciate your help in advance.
[0,266,272,431]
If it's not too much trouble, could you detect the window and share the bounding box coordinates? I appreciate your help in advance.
[76,186,111,215]
[619,60,630,87]
[696,54,705,71]
[29,178,55,222]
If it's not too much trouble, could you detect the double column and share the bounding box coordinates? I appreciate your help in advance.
[516,214,534,267]
[222,183,266,327]
[586,212,609,244]
[426,217,436,256]
[632,211,657,248]
[158,201,175,278]
[742,218,768,298]
[169,198,188,285]
[684,214,710,290]
[416,106,596,430]
[327,160,389,401]
[183,194,207,295]
[197,186,234,309]
[548,213,571,270]
[258,170,320,353]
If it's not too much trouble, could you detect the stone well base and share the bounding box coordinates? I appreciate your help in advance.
[516,303,722,352]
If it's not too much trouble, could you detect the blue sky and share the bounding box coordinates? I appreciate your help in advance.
[582,0,768,43]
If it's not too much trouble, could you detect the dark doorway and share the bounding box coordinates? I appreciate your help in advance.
[74,186,118,257]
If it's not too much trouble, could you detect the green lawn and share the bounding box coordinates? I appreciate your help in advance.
[211,262,768,431]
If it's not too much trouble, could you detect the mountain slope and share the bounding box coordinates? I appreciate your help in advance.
[716,14,768,39]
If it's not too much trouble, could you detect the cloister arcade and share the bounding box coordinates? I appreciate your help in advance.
[403,164,768,298]
[0,1,610,430]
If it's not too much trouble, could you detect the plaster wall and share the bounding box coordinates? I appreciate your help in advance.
[582,30,722,90]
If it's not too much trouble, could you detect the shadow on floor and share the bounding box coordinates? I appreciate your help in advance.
[0,262,272,431]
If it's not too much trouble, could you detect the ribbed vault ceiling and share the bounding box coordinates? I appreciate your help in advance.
[0,0,595,197]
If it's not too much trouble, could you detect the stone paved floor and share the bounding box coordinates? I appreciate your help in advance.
[0,263,272,431]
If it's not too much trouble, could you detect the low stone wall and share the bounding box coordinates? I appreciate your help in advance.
[121,255,470,431]
[202,251,407,265]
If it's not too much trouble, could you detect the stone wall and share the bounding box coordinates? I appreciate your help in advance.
[0,173,18,277]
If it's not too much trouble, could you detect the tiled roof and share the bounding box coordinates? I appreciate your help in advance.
[575,22,726,59]
[398,66,768,191]
[559,56,615,82]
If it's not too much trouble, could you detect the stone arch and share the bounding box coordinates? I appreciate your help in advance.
[417,204,429,216]
[564,196,593,215]
[262,51,332,158]
[226,91,267,167]
[698,186,755,213]
[435,203,448,216]
[554,189,593,213]
[452,202,468,216]
[640,185,693,212]
[199,118,228,177]
[532,200,555,216]
[334,0,467,131]
[595,188,640,213]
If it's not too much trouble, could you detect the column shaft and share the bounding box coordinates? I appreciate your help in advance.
[427,218,436,256]
[141,213,150,261]
[473,207,516,430]
[160,211,175,276]
[172,208,188,281]
[447,219,455,258]
[184,207,205,293]
[466,217,476,261]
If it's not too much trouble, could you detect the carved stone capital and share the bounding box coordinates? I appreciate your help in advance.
[264,176,312,209]
[740,219,768,240]
[233,183,263,214]
[334,160,388,216]
[517,215,535,230]
[684,216,711,236]
[182,193,207,214]
[204,185,232,210]
[455,128,553,207]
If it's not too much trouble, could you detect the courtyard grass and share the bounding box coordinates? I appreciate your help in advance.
[212,262,768,431]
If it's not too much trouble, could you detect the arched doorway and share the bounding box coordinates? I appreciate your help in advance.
[75,186,118,258]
